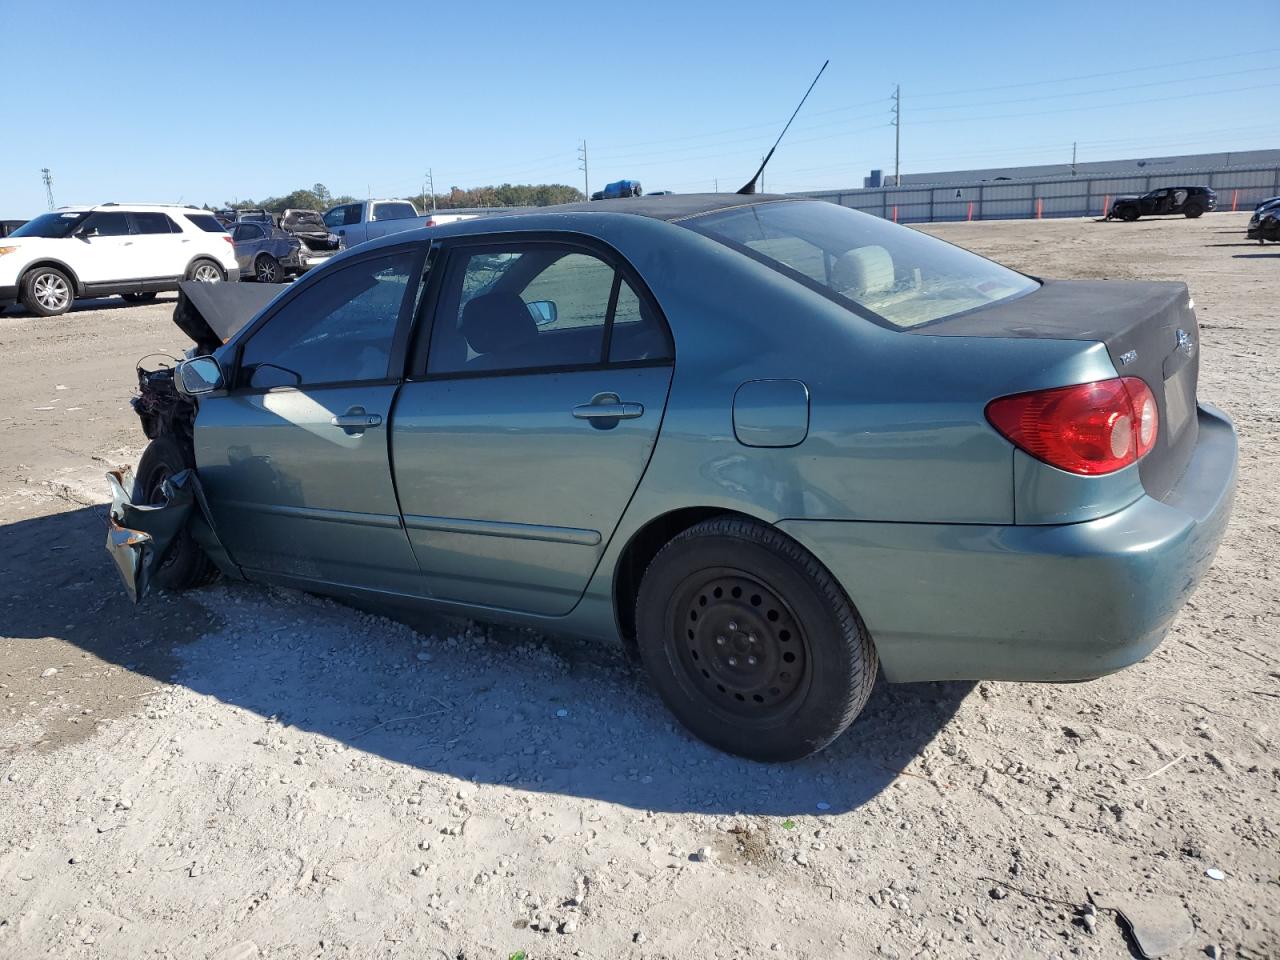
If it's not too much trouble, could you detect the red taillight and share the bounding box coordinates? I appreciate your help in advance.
[986,377,1158,475]
[222,235,234,246]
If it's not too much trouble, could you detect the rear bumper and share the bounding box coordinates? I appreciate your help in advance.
[227,266,241,282]
[778,403,1237,683]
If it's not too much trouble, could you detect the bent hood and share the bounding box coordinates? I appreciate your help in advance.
[172,280,284,353]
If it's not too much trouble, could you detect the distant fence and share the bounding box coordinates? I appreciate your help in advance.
[801,165,1280,224]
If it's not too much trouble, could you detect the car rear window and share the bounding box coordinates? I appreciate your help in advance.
[371,202,417,222]
[684,200,1039,329]
[185,214,228,233]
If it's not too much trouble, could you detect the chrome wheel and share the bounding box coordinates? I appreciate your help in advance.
[256,257,280,283]
[192,263,222,283]
[33,273,71,311]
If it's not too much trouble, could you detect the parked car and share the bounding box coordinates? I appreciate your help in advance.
[106,193,1236,762]
[1253,195,1280,212]
[321,199,428,248]
[0,204,238,316]
[278,209,341,254]
[1,219,28,238]
[229,221,336,282]
[590,180,643,200]
[1247,205,1280,243]
[1106,186,1216,221]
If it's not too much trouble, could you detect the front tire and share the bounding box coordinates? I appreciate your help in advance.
[1120,207,1140,222]
[187,259,224,283]
[132,436,219,592]
[254,254,282,283]
[21,265,74,317]
[635,516,877,762]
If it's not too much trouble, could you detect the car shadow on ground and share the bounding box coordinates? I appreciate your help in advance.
[0,295,177,318]
[3,504,974,816]
[1232,252,1279,259]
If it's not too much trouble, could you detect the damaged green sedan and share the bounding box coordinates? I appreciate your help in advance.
[109,194,1237,761]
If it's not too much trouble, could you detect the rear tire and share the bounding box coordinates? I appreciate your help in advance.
[186,259,224,283]
[121,292,158,304]
[254,254,283,283]
[132,436,219,592]
[635,516,877,762]
[20,265,74,317]
[1183,203,1204,219]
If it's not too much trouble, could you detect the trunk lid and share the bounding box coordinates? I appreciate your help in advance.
[913,279,1200,499]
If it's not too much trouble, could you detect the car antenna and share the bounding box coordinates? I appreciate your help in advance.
[737,59,829,195]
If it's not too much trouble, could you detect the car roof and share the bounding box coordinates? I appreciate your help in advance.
[506,192,800,223]
[51,203,207,214]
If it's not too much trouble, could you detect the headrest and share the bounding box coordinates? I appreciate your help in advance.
[460,292,538,355]
[831,245,895,298]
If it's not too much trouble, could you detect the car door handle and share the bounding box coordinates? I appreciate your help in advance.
[330,409,382,429]
[572,394,644,421]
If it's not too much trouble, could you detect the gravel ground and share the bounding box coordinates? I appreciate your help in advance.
[0,213,1276,960]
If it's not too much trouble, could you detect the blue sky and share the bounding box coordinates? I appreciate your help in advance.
[3,0,1277,214]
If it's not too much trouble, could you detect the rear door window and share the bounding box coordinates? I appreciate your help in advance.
[426,243,671,375]
[132,212,182,234]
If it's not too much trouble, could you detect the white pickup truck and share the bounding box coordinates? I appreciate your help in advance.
[321,201,513,248]
[321,199,428,248]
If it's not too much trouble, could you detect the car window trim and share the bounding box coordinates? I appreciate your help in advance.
[407,231,673,380]
[226,241,428,393]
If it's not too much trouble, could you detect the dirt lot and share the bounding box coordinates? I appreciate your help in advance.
[0,213,1276,960]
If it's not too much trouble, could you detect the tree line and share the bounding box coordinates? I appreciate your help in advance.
[217,182,584,214]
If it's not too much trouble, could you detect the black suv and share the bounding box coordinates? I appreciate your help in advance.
[1106,186,1216,221]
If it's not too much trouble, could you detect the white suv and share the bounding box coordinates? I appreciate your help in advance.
[0,204,240,317]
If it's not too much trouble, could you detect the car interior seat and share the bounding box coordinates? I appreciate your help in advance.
[830,245,896,299]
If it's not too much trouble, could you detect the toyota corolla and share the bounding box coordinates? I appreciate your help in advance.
[106,194,1237,761]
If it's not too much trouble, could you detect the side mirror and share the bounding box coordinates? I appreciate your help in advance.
[175,356,224,396]
[526,300,558,326]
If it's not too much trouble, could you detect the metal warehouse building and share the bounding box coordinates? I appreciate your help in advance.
[802,150,1280,224]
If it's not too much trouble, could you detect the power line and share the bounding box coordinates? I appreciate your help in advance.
[910,47,1280,99]
[908,80,1280,127]
[909,64,1280,113]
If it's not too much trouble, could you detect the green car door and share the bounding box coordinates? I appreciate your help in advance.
[195,246,427,594]
[391,238,674,616]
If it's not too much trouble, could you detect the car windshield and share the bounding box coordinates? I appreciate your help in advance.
[9,211,89,238]
[685,200,1039,329]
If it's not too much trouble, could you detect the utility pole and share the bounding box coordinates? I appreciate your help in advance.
[891,85,901,186]
[41,167,55,210]
[424,168,436,212]
[578,140,589,199]
[1071,141,1078,176]
[714,178,719,193]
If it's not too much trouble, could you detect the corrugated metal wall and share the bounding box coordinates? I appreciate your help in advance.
[801,165,1280,223]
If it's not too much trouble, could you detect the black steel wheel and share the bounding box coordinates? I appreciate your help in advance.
[636,516,877,761]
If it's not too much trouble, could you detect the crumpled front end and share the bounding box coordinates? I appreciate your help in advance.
[106,467,240,603]
[106,468,197,603]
